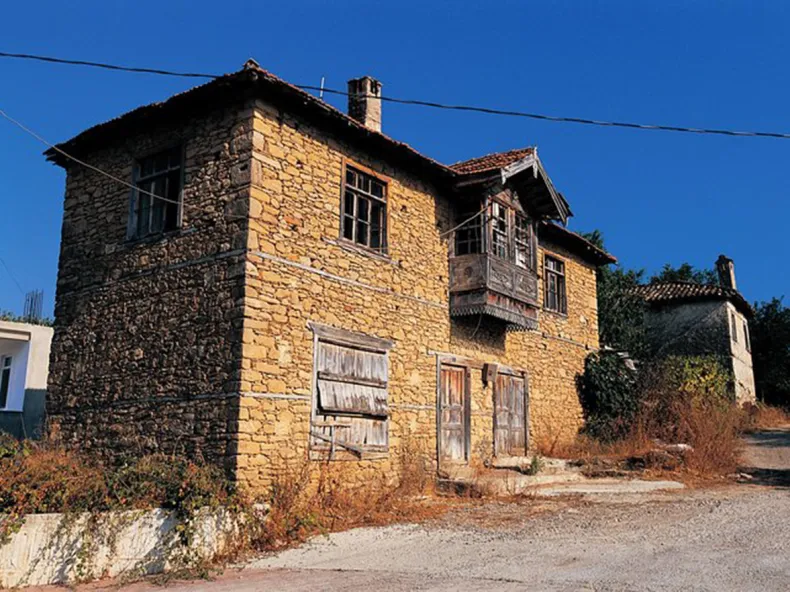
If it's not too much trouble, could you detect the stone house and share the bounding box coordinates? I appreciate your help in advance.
[633,256,756,403]
[0,320,53,438]
[45,61,615,489]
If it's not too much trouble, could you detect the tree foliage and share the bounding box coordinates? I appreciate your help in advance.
[581,231,648,356]
[578,351,639,441]
[650,262,719,286]
[751,298,790,407]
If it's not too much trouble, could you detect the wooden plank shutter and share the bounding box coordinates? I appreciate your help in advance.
[439,365,467,461]
[316,342,388,417]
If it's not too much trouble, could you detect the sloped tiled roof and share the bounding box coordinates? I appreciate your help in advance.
[632,282,753,317]
[450,147,535,175]
[539,222,617,265]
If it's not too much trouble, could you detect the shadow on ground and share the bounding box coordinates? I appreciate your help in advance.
[739,428,790,488]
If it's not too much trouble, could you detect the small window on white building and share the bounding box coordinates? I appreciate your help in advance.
[0,355,11,409]
[309,323,393,458]
[744,321,751,352]
[731,312,738,343]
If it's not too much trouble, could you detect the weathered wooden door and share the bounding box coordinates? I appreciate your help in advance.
[494,373,528,456]
[439,365,468,461]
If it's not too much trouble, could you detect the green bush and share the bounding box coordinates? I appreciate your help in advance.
[578,351,639,441]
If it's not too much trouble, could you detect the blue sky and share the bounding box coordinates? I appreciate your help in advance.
[1,1,788,316]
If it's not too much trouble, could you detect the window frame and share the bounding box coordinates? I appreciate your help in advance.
[514,212,535,270]
[743,320,751,352]
[454,209,483,256]
[543,254,567,315]
[339,162,389,254]
[0,355,12,410]
[731,312,738,343]
[127,145,184,241]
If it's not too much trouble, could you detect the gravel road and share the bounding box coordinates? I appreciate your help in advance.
[54,428,790,592]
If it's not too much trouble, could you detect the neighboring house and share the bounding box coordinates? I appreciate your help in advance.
[44,61,615,489]
[633,256,756,403]
[0,320,53,438]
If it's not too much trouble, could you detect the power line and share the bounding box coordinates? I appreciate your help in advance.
[0,107,191,211]
[2,50,790,140]
[0,256,25,295]
[0,51,218,79]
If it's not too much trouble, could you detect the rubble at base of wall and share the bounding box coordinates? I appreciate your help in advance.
[0,507,243,588]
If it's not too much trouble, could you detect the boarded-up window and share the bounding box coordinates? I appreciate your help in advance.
[309,323,393,458]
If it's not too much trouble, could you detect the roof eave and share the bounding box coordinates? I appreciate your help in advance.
[502,150,571,225]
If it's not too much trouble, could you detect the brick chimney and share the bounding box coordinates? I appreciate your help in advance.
[347,76,382,132]
[716,255,737,290]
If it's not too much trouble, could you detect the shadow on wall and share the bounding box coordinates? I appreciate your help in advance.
[0,389,46,439]
[449,315,507,352]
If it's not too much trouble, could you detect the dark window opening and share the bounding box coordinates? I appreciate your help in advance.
[132,146,182,239]
[743,321,751,352]
[0,356,11,409]
[544,255,567,314]
[455,211,483,255]
[341,166,387,252]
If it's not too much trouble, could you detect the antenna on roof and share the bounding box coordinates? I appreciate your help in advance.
[319,76,326,99]
[23,290,43,323]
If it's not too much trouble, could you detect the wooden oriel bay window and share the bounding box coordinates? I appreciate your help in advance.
[341,165,387,252]
[453,200,536,271]
[543,255,567,314]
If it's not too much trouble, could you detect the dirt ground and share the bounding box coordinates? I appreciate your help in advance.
[37,428,790,592]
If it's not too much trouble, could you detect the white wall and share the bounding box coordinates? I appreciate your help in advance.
[0,321,53,412]
[726,303,757,403]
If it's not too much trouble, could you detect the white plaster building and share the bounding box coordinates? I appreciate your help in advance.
[633,256,755,404]
[0,320,53,438]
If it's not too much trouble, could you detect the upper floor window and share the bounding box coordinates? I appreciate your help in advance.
[743,321,751,352]
[491,202,509,259]
[130,146,182,240]
[341,166,387,252]
[455,211,482,255]
[544,255,567,314]
[0,355,11,409]
[731,312,738,343]
[514,213,533,269]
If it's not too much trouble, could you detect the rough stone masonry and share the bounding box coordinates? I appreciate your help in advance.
[45,63,613,490]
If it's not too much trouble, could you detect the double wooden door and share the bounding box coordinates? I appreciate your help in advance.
[494,373,529,457]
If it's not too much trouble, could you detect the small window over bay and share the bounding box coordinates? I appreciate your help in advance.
[544,255,567,314]
[341,165,387,253]
[129,146,182,240]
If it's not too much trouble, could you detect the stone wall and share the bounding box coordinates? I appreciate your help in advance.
[234,99,600,490]
[48,105,254,469]
[49,94,602,487]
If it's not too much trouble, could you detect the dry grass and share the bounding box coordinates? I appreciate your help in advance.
[742,403,790,431]
[254,445,450,552]
[535,400,747,480]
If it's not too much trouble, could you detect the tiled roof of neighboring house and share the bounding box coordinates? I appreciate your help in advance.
[538,222,617,266]
[632,282,753,317]
[450,148,535,175]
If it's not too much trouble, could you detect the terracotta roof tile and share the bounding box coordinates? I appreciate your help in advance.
[632,282,753,317]
[449,147,535,175]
